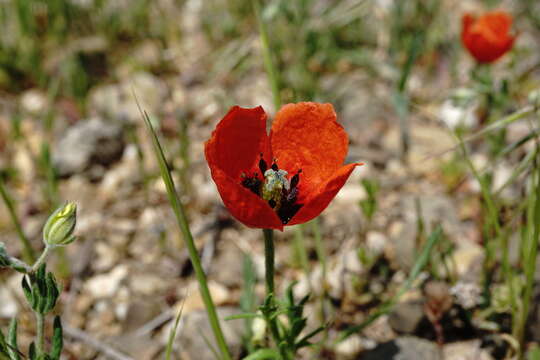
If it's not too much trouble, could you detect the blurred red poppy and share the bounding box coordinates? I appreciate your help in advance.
[461,11,515,64]
[205,102,362,231]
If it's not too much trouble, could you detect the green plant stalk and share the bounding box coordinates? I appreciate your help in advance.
[240,254,257,353]
[31,246,51,273]
[253,0,281,110]
[421,105,536,161]
[292,225,309,274]
[35,312,45,355]
[263,229,276,295]
[141,109,232,360]
[165,299,185,360]
[126,124,149,199]
[2,253,32,273]
[456,134,516,311]
[517,153,540,350]
[0,179,36,263]
[262,229,284,358]
[394,31,424,161]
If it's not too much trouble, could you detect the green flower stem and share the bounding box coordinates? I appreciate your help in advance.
[0,178,36,263]
[263,229,276,295]
[31,246,51,273]
[263,229,287,359]
[140,109,232,360]
[35,312,45,355]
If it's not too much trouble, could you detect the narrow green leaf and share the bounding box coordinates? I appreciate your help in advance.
[7,319,20,360]
[199,330,220,360]
[33,282,45,314]
[243,348,280,360]
[36,264,46,283]
[165,300,185,360]
[224,313,262,321]
[0,243,9,267]
[49,316,63,360]
[44,273,59,313]
[425,105,536,160]
[28,342,36,360]
[295,325,325,349]
[290,318,306,340]
[135,95,231,360]
[21,277,33,307]
[0,328,10,360]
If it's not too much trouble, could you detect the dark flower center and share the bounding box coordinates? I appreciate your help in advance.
[241,154,303,224]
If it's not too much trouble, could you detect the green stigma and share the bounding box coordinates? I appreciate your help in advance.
[262,169,289,208]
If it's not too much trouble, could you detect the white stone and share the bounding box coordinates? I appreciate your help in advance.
[85,265,128,298]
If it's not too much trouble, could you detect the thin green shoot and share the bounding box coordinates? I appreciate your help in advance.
[422,105,536,162]
[136,96,232,360]
[165,297,185,360]
[252,0,281,110]
[515,146,540,351]
[292,225,309,275]
[0,178,36,263]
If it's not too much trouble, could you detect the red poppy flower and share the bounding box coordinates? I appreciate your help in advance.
[205,102,362,231]
[461,11,515,64]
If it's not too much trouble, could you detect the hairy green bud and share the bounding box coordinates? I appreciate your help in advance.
[43,202,77,247]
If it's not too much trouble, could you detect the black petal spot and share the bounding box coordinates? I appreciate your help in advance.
[259,156,268,176]
[241,176,261,196]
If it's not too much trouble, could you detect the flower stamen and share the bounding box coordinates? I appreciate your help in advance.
[241,157,303,224]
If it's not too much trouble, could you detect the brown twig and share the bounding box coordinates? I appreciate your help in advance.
[64,325,134,360]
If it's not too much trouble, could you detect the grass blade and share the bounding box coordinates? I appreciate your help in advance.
[137,98,232,360]
[165,298,185,360]
[0,178,36,263]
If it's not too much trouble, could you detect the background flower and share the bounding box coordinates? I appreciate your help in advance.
[461,11,515,63]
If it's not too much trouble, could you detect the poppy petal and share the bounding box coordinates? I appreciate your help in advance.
[461,11,514,64]
[483,11,512,37]
[462,13,475,35]
[465,32,513,63]
[209,167,283,230]
[205,106,272,180]
[288,163,361,225]
[270,102,349,195]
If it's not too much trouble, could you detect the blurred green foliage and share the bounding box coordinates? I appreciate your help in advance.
[0,0,175,102]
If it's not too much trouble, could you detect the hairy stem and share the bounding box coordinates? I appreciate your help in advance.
[32,246,51,273]
[35,312,45,355]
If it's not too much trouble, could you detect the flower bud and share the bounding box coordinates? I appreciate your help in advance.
[43,202,77,247]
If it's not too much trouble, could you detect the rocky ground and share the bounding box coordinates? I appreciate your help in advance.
[1,0,540,359]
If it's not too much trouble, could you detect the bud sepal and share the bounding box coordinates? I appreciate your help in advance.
[42,203,77,247]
